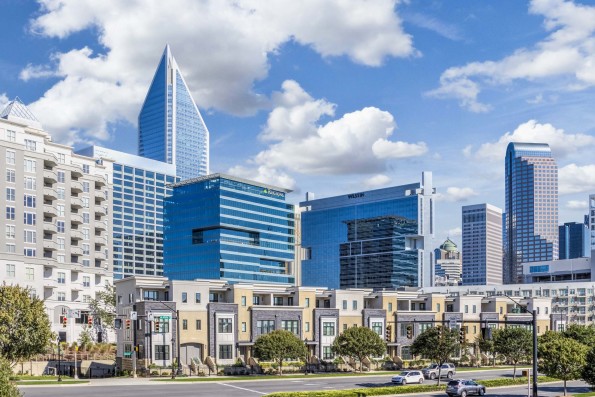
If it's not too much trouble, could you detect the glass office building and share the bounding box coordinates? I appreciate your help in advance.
[163,174,295,284]
[300,172,435,290]
[504,142,558,284]
[138,45,209,180]
[77,146,177,280]
[559,222,589,259]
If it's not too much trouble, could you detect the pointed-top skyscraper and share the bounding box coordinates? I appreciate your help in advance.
[139,45,209,180]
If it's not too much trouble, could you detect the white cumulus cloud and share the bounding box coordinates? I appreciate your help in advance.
[23,0,417,143]
[363,174,392,189]
[436,187,478,202]
[559,163,595,194]
[566,200,588,210]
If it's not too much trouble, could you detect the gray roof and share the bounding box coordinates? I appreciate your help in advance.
[0,97,42,129]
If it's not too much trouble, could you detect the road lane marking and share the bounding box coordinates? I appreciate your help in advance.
[217,382,267,395]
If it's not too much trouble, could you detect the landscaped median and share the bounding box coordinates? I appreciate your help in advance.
[263,376,560,397]
[12,375,89,386]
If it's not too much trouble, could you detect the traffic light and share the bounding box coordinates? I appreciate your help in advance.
[125,319,131,330]
[406,324,413,339]
[62,316,67,328]
[459,327,466,344]
[88,316,93,327]
[154,317,160,333]
[385,325,391,341]
[436,325,442,337]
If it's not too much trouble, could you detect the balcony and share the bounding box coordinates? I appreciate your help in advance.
[94,190,107,202]
[95,206,107,216]
[43,187,58,201]
[71,181,83,193]
[70,230,84,241]
[71,246,84,256]
[95,236,108,246]
[43,205,58,218]
[43,280,58,289]
[44,260,58,269]
[95,175,107,187]
[43,240,58,251]
[42,152,58,167]
[95,221,107,231]
[70,197,84,209]
[70,165,83,178]
[44,222,58,234]
[95,252,107,260]
[71,214,83,225]
[71,283,83,292]
[43,170,57,184]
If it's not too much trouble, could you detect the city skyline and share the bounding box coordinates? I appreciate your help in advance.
[2,1,595,243]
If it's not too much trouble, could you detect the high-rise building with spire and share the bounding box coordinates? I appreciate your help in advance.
[138,45,209,180]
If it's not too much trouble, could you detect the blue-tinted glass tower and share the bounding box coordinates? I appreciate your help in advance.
[138,45,209,180]
[504,142,558,284]
[299,172,435,290]
[559,222,590,259]
[77,146,178,280]
[163,174,295,284]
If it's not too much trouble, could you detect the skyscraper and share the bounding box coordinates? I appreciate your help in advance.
[163,174,295,284]
[462,203,503,285]
[559,221,590,259]
[504,142,558,284]
[300,172,435,289]
[434,238,462,286]
[138,45,209,180]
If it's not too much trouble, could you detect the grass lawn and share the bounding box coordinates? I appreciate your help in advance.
[16,380,89,385]
[575,393,595,397]
[11,375,74,381]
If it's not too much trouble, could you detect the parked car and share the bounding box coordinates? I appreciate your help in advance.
[446,379,486,396]
[422,363,457,379]
[391,370,424,385]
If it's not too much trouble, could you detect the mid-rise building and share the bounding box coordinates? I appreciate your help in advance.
[138,45,210,180]
[559,221,590,259]
[300,172,436,290]
[163,174,295,284]
[589,195,595,251]
[522,257,592,283]
[504,142,558,284]
[76,146,178,279]
[434,238,462,286]
[462,203,503,285]
[0,98,113,343]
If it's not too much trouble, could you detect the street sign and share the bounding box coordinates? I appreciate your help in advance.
[147,312,154,321]
[68,309,81,319]
[130,311,137,320]
[160,316,171,320]
[449,318,457,329]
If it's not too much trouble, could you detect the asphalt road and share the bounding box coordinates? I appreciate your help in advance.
[19,369,590,397]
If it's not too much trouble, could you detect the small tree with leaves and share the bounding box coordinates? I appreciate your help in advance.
[0,284,53,364]
[410,326,459,385]
[331,326,386,372]
[538,332,588,396]
[581,346,595,389]
[88,283,116,342]
[0,357,21,397]
[563,324,595,347]
[476,333,496,367]
[493,327,532,379]
[254,330,307,375]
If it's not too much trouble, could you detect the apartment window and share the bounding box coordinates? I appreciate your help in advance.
[83,276,90,287]
[24,230,36,243]
[57,254,65,263]
[342,300,347,310]
[6,207,15,220]
[305,298,310,308]
[57,205,64,217]
[82,259,90,267]
[218,318,233,333]
[57,171,65,183]
[24,212,36,225]
[82,228,89,240]
[24,177,36,190]
[24,139,36,151]
[83,182,90,192]
[388,302,393,312]
[143,290,158,301]
[372,322,383,336]
[472,305,477,314]
[57,221,65,233]
[252,296,260,305]
[323,321,335,336]
[82,243,89,255]
[464,305,469,313]
[274,297,283,306]
[323,346,334,360]
[57,292,66,301]
[6,264,15,278]
[83,213,90,224]
[24,248,36,257]
[57,153,65,163]
[57,237,65,250]
[218,345,232,360]
[25,267,34,281]
[24,158,36,173]
[155,345,170,360]
[195,292,201,303]
[5,244,15,253]
[436,303,441,312]
[196,319,201,330]
[241,296,246,306]
[257,320,275,335]
[6,130,16,142]
[6,169,15,183]
[5,225,15,238]
[343,324,348,331]
[182,292,188,303]
[281,320,299,335]
[6,150,15,165]
[352,300,357,310]
[83,295,92,303]
[182,319,188,330]
[57,272,66,284]
[82,164,90,174]
[305,322,310,332]
[24,195,36,208]
[6,188,15,201]
[82,197,89,208]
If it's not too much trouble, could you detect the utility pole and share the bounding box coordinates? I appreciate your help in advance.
[57,337,62,382]
[532,309,538,397]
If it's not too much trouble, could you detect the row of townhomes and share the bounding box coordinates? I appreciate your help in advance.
[114,276,595,372]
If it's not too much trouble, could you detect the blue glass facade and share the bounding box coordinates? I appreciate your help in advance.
[300,174,435,290]
[163,174,295,284]
[139,45,209,180]
[559,222,590,259]
[504,142,558,284]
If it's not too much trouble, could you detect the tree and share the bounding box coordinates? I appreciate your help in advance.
[581,346,595,388]
[476,333,496,366]
[538,332,588,396]
[254,330,307,375]
[331,326,386,373]
[0,284,53,364]
[410,326,459,385]
[0,357,21,397]
[88,283,116,341]
[493,327,532,379]
[563,324,595,347]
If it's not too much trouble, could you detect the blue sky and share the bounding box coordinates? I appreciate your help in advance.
[2,0,595,245]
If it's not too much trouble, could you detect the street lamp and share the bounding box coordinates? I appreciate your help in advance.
[56,337,62,382]
[157,301,181,378]
[502,294,538,397]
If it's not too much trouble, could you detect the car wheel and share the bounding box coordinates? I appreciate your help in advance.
[479,388,485,396]
[419,378,423,384]
[430,373,436,380]
[402,380,407,385]
[461,391,467,397]
[447,372,453,379]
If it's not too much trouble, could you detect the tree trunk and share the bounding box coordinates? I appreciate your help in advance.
[563,379,567,396]
[278,359,283,375]
[513,362,517,379]
[437,367,442,386]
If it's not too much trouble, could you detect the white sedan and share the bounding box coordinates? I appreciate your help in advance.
[391,370,425,385]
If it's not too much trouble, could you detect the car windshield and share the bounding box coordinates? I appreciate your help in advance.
[399,372,410,376]
[447,380,460,386]
[427,364,438,369]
